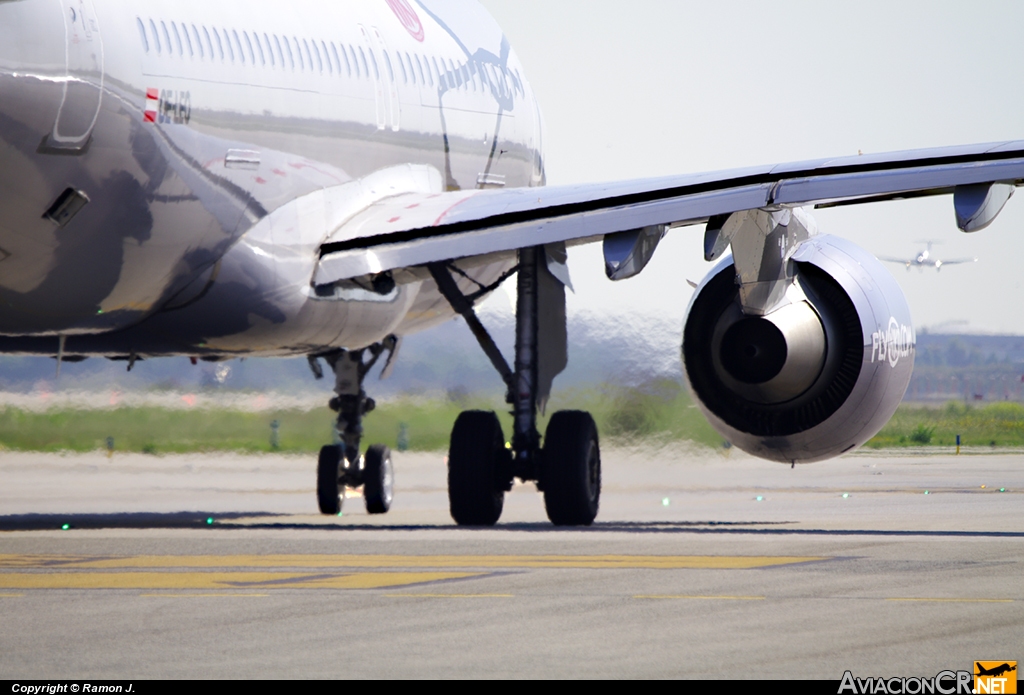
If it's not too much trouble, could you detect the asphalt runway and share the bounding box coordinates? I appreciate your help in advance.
[0,446,1021,679]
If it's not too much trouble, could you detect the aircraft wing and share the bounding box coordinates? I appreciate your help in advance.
[876,257,914,265]
[936,258,978,265]
[315,140,1024,285]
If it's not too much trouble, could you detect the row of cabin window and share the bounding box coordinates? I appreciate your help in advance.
[136,17,524,98]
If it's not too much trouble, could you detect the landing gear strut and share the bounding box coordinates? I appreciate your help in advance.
[430,248,601,527]
[312,340,396,516]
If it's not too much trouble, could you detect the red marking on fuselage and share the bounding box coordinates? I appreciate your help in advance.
[388,216,401,223]
[385,0,424,42]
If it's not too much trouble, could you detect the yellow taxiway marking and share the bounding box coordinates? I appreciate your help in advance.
[0,593,24,597]
[139,593,269,598]
[0,554,826,570]
[886,597,1015,603]
[385,594,514,599]
[0,572,481,590]
[634,595,765,601]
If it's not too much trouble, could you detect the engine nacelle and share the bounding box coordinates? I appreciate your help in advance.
[682,235,914,463]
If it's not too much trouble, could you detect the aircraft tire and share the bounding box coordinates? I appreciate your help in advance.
[542,411,601,526]
[448,410,505,526]
[317,444,344,515]
[363,444,394,514]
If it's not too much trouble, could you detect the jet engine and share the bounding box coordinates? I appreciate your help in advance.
[682,235,914,463]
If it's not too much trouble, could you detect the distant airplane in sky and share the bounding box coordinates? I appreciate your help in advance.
[878,241,978,271]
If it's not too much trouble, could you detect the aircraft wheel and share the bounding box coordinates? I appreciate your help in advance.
[448,411,506,526]
[542,411,601,526]
[317,444,344,515]
[363,444,394,514]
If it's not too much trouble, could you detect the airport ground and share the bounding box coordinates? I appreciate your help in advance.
[0,446,1021,679]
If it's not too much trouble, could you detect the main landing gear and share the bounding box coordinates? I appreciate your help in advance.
[311,342,397,516]
[430,247,601,527]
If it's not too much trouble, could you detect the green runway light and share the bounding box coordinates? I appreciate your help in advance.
[662,497,670,507]
[924,490,930,495]
[1000,488,1006,492]
[206,517,214,525]
[337,511,343,517]
[842,493,850,499]
[755,496,764,502]
[61,524,69,530]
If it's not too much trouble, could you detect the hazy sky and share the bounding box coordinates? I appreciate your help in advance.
[476,0,1024,334]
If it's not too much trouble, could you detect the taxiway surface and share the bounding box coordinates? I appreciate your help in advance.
[0,446,1021,678]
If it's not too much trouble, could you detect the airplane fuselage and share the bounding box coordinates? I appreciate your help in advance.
[0,0,541,356]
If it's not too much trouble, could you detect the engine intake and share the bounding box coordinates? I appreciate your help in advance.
[683,235,913,463]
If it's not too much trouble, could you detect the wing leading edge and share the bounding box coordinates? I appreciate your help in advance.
[315,140,1024,285]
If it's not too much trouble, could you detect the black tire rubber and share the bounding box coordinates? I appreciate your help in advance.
[542,411,601,526]
[448,410,506,526]
[317,444,343,515]
[363,444,393,514]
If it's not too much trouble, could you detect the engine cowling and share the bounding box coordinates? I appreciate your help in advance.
[682,235,914,463]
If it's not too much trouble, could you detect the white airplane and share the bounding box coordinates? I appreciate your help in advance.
[0,0,1021,526]
[878,241,978,271]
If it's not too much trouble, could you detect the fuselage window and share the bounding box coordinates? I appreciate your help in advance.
[211,28,223,61]
[452,59,463,90]
[136,18,149,52]
[291,38,304,71]
[309,40,322,73]
[473,62,484,91]
[202,26,214,61]
[251,32,265,66]
[401,52,412,84]
[396,52,408,84]
[419,55,431,87]
[209,27,222,61]
[349,46,361,78]
[148,19,161,53]
[218,29,232,62]
[231,30,246,65]
[413,54,424,85]
[332,42,347,77]
[358,47,370,79]
[169,22,182,56]
[369,49,381,80]
[191,25,203,59]
[281,36,294,70]
[262,34,274,67]
[241,31,255,65]
[479,62,490,89]
[431,56,442,88]
[274,35,288,70]
[160,22,172,57]
[383,51,395,82]
[180,23,194,57]
[321,41,334,75]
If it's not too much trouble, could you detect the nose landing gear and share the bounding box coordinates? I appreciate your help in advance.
[312,341,397,516]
